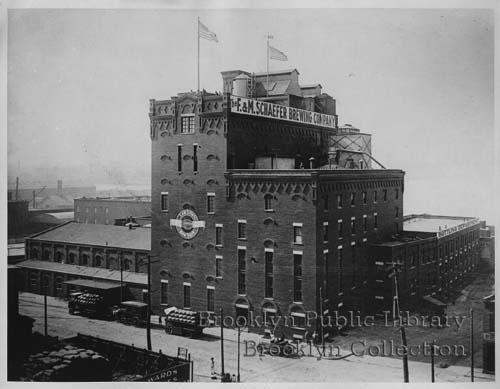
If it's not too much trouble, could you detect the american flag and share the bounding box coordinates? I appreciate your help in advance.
[199,20,218,43]
[269,45,288,61]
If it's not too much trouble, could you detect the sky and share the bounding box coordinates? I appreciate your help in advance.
[6,7,495,220]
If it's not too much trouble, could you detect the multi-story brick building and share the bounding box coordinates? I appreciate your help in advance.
[18,222,149,301]
[149,68,404,339]
[74,196,151,225]
[369,214,482,314]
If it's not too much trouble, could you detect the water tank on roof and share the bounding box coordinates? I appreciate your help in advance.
[232,73,250,97]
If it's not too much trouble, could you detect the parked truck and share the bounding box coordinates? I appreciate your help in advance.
[68,292,116,319]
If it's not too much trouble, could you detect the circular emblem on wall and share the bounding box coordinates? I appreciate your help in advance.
[175,209,200,240]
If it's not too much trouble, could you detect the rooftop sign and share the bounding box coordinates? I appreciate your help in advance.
[436,218,481,239]
[230,96,337,129]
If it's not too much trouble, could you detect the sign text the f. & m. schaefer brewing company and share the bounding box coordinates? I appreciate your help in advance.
[230,96,337,129]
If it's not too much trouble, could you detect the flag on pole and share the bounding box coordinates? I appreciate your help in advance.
[269,45,288,61]
[199,20,219,42]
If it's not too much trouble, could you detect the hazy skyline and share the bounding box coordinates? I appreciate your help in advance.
[7,8,494,219]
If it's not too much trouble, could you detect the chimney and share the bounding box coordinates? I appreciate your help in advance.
[57,180,63,195]
[309,157,315,169]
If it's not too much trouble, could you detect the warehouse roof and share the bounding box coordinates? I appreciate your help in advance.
[17,260,147,285]
[64,278,121,290]
[29,221,150,251]
[403,215,474,233]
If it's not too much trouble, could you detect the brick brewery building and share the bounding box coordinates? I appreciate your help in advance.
[149,69,405,338]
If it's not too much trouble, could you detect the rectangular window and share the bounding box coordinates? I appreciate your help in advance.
[351,218,356,235]
[183,283,191,308]
[177,145,182,172]
[238,248,246,294]
[161,192,168,212]
[293,223,303,244]
[363,215,368,232]
[395,207,399,218]
[181,114,195,134]
[207,287,215,312]
[323,195,329,211]
[351,243,356,287]
[323,250,329,295]
[293,252,303,302]
[193,144,198,172]
[207,193,215,214]
[373,190,377,203]
[323,222,329,243]
[160,280,168,304]
[395,188,399,200]
[215,256,222,278]
[374,213,378,229]
[336,194,343,208]
[238,220,247,239]
[337,247,343,293]
[362,191,367,204]
[265,250,274,298]
[215,224,223,246]
[350,192,356,206]
[264,195,273,211]
[383,189,388,202]
[338,220,343,237]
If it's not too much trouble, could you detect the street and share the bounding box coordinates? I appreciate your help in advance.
[18,292,494,383]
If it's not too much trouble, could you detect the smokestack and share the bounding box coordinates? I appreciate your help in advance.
[57,180,63,195]
[32,190,36,209]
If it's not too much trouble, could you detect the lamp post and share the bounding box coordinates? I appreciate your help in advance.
[237,325,241,382]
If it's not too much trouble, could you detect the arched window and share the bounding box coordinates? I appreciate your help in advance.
[30,248,39,260]
[81,254,89,266]
[290,305,306,330]
[94,255,102,267]
[43,250,51,261]
[123,259,131,271]
[67,252,76,264]
[264,194,273,211]
[108,256,117,270]
[55,251,63,263]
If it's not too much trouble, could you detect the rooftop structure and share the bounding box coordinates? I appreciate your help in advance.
[29,221,150,251]
[403,214,480,238]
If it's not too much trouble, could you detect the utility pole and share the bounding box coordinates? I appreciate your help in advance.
[44,293,48,337]
[146,254,152,351]
[237,325,241,382]
[15,177,19,200]
[470,308,474,382]
[389,261,409,383]
[319,286,325,355]
[220,307,225,377]
[119,252,123,302]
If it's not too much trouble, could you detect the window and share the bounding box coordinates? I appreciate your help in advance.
[68,252,76,264]
[94,255,102,267]
[183,283,191,308]
[177,144,182,172]
[323,222,329,243]
[264,250,274,298]
[81,254,88,266]
[351,243,357,287]
[362,191,367,204]
[337,246,343,293]
[30,248,39,260]
[373,190,377,203]
[161,193,169,212]
[181,114,195,134]
[351,218,356,235]
[123,259,131,271]
[363,215,368,232]
[336,194,343,208]
[55,252,63,263]
[207,193,215,214]
[323,195,329,211]
[161,280,168,304]
[383,189,388,202]
[350,192,356,206]
[395,188,399,200]
[238,220,247,239]
[215,256,222,278]
[338,219,343,237]
[293,252,303,302]
[238,248,246,294]
[293,223,303,244]
[264,194,273,211]
[374,213,378,229]
[43,250,51,261]
[193,144,198,172]
[142,289,149,304]
[207,287,215,312]
[215,224,223,246]
[323,250,329,295]
[395,207,399,218]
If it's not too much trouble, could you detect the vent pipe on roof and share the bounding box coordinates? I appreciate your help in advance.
[309,157,315,169]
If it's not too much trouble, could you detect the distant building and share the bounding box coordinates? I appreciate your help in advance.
[74,197,151,225]
[18,222,149,301]
[8,200,30,238]
[370,214,482,313]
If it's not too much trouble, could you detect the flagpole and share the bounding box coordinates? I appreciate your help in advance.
[266,35,270,97]
[197,17,200,93]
